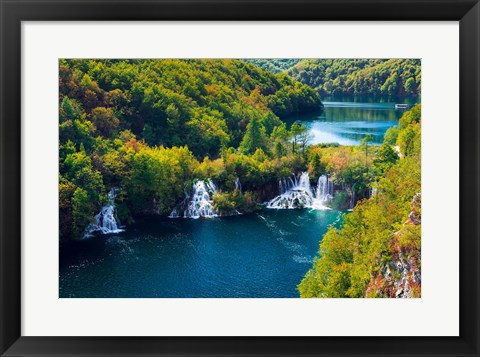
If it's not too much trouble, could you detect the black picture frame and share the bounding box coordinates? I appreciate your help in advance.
[1,0,479,356]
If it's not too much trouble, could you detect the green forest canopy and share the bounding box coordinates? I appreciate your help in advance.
[249,59,421,98]
[244,59,302,73]
[60,59,321,157]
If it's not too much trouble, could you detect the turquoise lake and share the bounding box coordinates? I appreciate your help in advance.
[287,96,419,145]
[60,209,342,298]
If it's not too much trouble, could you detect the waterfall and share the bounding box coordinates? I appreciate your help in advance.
[279,175,296,194]
[267,172,331,210]
[169,179,218,219]
[84,188,124,238]
[168,187,190,218]
[235,177,242,192]
[168,207,180,218]
[315,175,333,204]
[185,179,218,218]
[349,185,355,210]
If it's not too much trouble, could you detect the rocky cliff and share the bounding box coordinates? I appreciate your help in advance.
[366,193,421,298]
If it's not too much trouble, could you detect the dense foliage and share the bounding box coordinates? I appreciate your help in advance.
[245,59,302,73]
[59,59,323,240]
[298,105,421,297]
[247,58,421,98]
[60,59,322,156]
[287,59,421,98]
[307,140,380,210]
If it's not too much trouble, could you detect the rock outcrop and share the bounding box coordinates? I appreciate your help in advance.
[366,193,421,298]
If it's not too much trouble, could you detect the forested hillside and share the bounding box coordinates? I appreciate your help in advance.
[244,59,302,73]
[59,59,323,240]
[60,59,321,156]
[298,105,421,298]
[248,59,421,98]
[287,59,421,97]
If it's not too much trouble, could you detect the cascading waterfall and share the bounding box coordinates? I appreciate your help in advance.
[84,188,124,238]
[169,179,218,219]
[315,175,334,207]
[185,180,218,218]
[349,185,356,210]
[278,175,297,194]
[235,177,242,192]
[168,187,190,218]
[267,173,332,210]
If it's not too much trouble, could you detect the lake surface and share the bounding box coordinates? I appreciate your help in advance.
[60,209,343,298]
[288,96,420,145]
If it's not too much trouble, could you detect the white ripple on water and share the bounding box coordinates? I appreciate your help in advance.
[292,255,314,264]
[256,213,306,260]
[106,236,135,256]
[67,258,102,271]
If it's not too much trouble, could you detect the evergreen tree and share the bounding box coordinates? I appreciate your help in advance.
[290,122,309,155]
[239,116,268,155]
[373,143,399,175]
[309,152,325,177]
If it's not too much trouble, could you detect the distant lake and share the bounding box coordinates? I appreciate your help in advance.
[288,96,420,146]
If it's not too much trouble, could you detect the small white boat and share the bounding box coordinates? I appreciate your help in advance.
[395,104,409,109]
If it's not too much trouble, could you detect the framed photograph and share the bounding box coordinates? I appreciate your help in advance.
[1,0,479,356]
